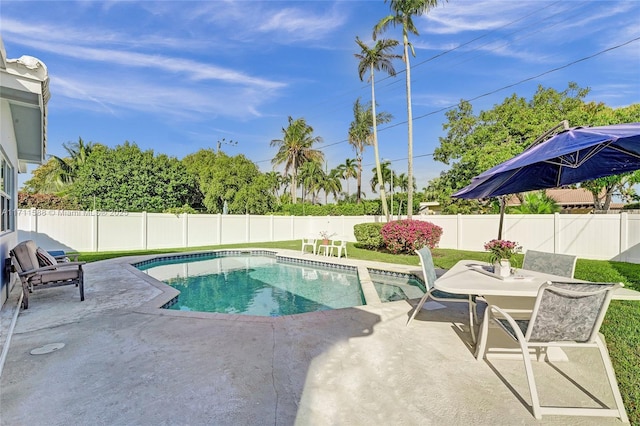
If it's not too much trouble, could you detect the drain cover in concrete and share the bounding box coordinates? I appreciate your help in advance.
[30,343,65,355]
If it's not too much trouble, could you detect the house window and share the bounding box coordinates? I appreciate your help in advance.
[0,154,14,233]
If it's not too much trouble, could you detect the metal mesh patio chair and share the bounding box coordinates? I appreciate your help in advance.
[407,247,477,343]
[522,250,577,278]
[476,281,628,422]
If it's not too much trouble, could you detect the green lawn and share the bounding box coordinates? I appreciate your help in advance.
[74,241,639,423]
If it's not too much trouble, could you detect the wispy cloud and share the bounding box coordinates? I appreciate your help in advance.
[258,6,347,42]
[420,1,539,35]
[51,72,273,119]
[3,19,285,91]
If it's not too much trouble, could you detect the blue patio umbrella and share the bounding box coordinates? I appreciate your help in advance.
[453,123,640,200]
[452,122,640,239]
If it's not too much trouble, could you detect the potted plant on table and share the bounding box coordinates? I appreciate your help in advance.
[484,239,521,277]
[319,231,336,246]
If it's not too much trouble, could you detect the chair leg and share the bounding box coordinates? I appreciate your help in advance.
[21,281,29,309]
[595,335,629,423]
[406,291,431,326]
[520,340,542,419]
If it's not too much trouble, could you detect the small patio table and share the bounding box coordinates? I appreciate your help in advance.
[435,260,640,359]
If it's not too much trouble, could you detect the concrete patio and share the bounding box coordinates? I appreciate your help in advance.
[0,250,628,425]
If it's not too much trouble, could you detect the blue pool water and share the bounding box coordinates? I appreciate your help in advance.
[138,254,363,316]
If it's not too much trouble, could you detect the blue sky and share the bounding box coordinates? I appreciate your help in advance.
[2,1,639,195]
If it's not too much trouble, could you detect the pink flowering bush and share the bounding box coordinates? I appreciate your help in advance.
[484,239,521,263]
[381,220,443,254]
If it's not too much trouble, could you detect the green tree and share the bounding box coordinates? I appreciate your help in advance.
[396,172,416,194]
[322,167,343,204]
[428,83,640,213]
[22,158,66,194]
[71,142,200,212]
[578,103,640,210]
[270,116,324,204]
[374,0,446,219]
[24,137,94,194]
[348,98,390,205]
[369,162,392,193]
[298,160,325,204]
[508,191,561,214]
[232,174,276,215]
[264,171,282,199]
[581,172,640,211]
[336,158,358,199]
[18,192,80,210]
[183,149,276,214]
[205,153,264,213]
[51,137,94,187]
[354,36,400,219]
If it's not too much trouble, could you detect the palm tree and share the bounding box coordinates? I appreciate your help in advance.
[22,158,66,193]
[336,158,357,198]
[323,168,343,204]
[369,162,392,193]
[49,137,94,190]
[509,191,561,214]
[298,160,325,204]
[264,171,281,199]
[271,117,324,204]
[374,0,445,219]
[280,173,292,204]
[396,172,416,193]
[355,36,400,221]
[348,99,393,205]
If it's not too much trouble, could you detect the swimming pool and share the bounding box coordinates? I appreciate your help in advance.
[369,271,426,302]
[137,252,364,316]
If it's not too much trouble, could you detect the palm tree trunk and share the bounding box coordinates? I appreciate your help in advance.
[356,158,362,204]
[371,65,390,222]
[291,171,297,204]
[403,30,414,220]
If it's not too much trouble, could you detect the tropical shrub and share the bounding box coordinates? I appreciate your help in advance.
[164,205,198,215]
[18,192,81,210]
[381,219,443,254]
[272,200,382,216]
[353,222,385,249]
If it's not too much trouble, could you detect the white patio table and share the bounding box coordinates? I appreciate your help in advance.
[435,260,640,360]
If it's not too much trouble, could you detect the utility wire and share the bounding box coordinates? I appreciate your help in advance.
[258,35,639,165]
[305,1,565,115]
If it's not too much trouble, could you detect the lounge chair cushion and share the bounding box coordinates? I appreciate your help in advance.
[12,240,40,272]
[29,267,82,286]
[36,248,57,267]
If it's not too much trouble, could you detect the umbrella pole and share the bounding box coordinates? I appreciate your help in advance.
[497,196,506,240]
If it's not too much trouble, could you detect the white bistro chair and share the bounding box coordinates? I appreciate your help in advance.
[329,238,348,258]
[476,281,628,423]
[301,237,317,255]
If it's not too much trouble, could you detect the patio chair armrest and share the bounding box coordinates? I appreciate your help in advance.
[57,261,86,267]
[54,254,80,262]
[488,305,528,341]
[18,264,61,276]
[17,261,85,277]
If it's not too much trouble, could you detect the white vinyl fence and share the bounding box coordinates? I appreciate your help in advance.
[16,209,640,263]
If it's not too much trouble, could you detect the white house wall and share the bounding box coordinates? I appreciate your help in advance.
[0,99,20,305]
